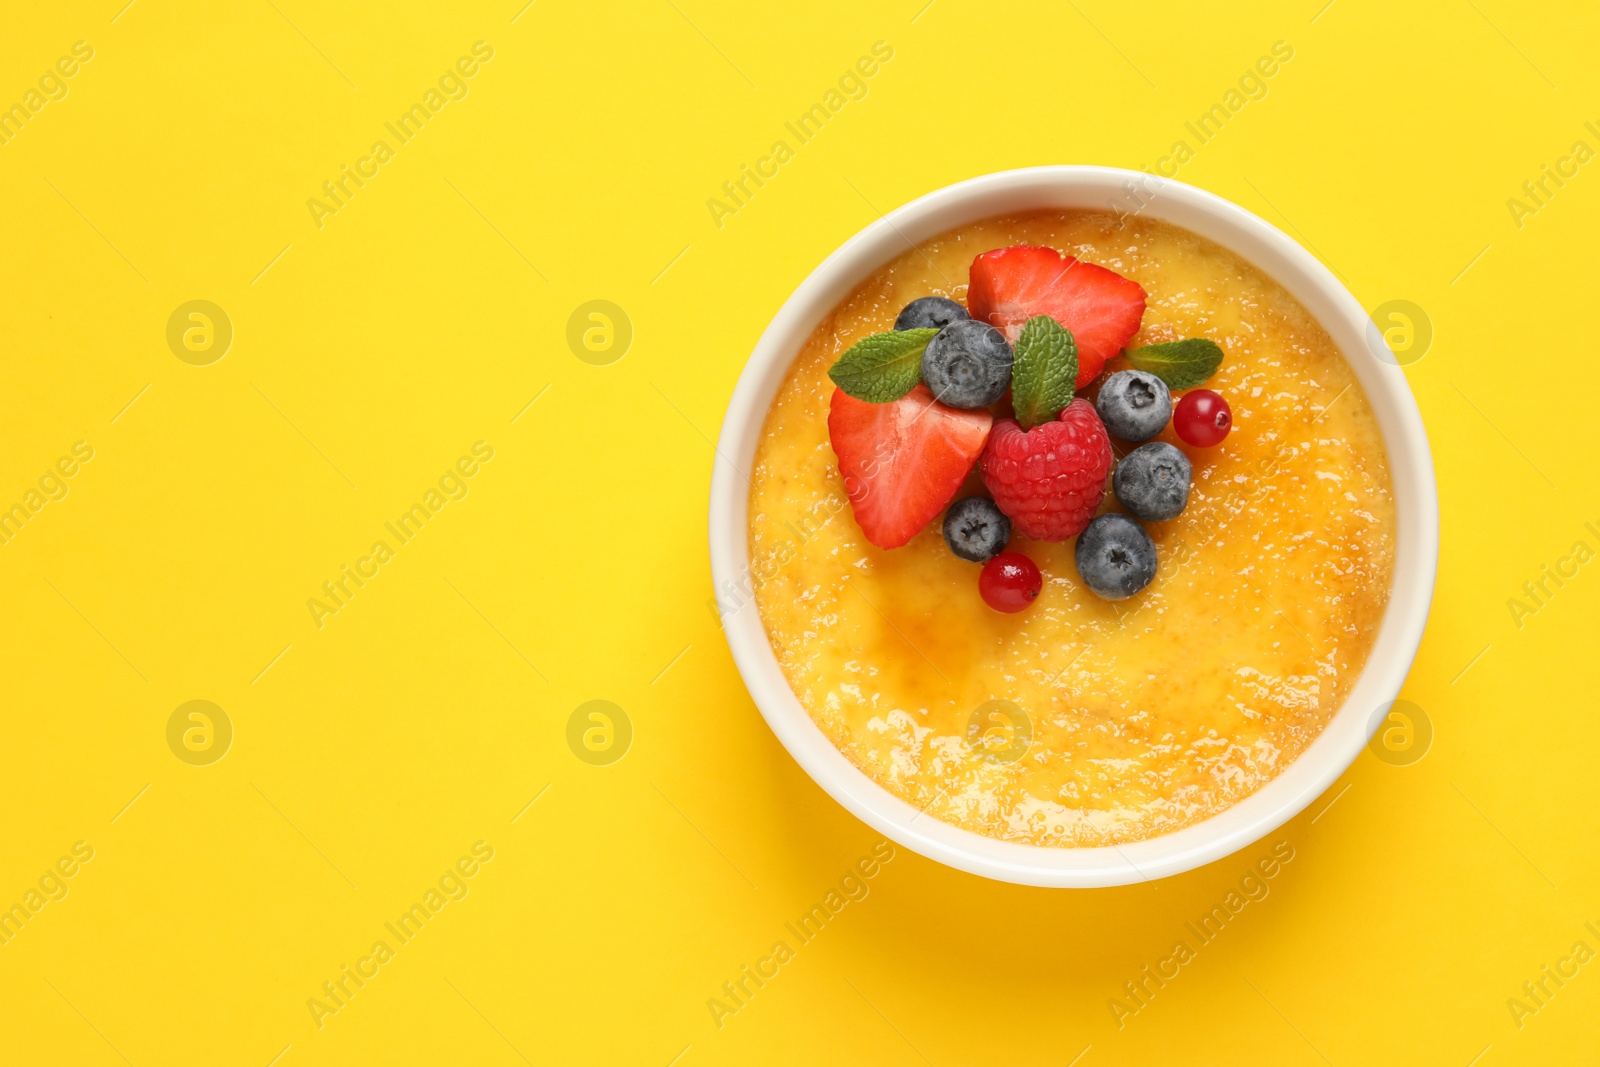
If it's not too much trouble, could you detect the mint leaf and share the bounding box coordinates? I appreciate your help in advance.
[1125,338,1224,390]
[1010,315,1078,429]
[827,328,937,403]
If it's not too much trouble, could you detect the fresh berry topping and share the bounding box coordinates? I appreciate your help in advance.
[1113,442,1192,522]
[967,245,1147,388]
[1095,370,1172,442]
[942,497,1011,563]
[895,296,970,332]
[827,385,992,549]
[979,551,1042,613]
[828,328,938,404]
[1009,314,1078,429]
[921,320,1013,409]
[1125,338,1225,389]
[1075,513,1158,600]
[980,399,1112,541]
[1173,389,1232,447]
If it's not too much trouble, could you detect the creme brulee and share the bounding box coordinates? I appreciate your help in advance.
[748,210,1394,848]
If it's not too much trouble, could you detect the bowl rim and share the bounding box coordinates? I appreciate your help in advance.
[708,165,1438,888]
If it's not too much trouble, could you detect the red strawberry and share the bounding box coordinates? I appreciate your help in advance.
[828,385,992,549]
[967,245,1146,388]
[981,399,1112,541]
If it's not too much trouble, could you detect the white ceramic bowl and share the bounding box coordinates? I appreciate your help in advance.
[708,166,1438,888]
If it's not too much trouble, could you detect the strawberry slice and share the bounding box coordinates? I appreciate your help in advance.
[828,385,992,549]
[967,245,1147,388]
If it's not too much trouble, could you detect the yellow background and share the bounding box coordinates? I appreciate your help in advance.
[1,1,1596,1063]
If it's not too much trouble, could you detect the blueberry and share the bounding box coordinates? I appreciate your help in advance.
[895,296,970,331]
[1113,442,1192,522]
[1095,370,1172,442]
[921,320,1012,409]
[943,497,1011,563]
[1074,513,1158,600]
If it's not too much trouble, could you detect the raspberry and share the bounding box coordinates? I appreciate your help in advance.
[980,399,1112,541]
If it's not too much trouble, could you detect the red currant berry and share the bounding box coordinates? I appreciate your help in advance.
[1174,389,1232,447]
[979,551,1042,613]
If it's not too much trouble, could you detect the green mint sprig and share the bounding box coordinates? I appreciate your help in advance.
[1124,338,1224,390]
[1009,315,1078,430]
[826,328,938,403]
